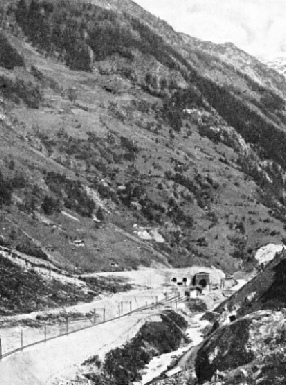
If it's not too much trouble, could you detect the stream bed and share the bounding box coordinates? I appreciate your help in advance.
[134,313,210,385]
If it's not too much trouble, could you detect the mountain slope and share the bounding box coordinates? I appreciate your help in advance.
[193,250,286,384]
[261,54,286,78]
[181,35,286,97]
[0,0,286,276]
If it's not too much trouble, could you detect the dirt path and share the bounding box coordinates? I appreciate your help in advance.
[0,311,154,385]
[0,287,171,356]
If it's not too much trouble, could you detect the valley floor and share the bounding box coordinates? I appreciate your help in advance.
[0,267,246,385]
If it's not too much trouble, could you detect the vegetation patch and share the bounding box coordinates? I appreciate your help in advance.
[84,310,188,385]
[0,73,41,108]
[44,171,95,217]
[0,254,92,315]
[0,33,24,69]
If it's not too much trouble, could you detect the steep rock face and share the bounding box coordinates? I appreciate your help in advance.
[215,251,286,317]
[190,252,286,384]
[195,317,254,383]
[195,310,286,385]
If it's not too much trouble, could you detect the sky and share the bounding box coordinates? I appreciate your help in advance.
[133,0,286,59]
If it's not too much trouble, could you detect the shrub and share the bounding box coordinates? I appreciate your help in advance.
[41,194,61,215]
[15,242,48,260]
[44,171,95,217]
[0,171,13,206]
[11,172,26,188]
[0,75,42,108]
[0,33,24,69]
[96,207,105,221]
[103,310,187,384]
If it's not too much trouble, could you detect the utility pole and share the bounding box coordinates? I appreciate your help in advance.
[21,330,24,351]
[0,338,2,360]
[94,309,96,324]
[44,323,47,342]
[73,267,76,297]
[66,317,69,335]
[103,308,106,322]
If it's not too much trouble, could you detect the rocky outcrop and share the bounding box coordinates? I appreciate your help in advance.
[195,310,286,384]
[195,317,254,383]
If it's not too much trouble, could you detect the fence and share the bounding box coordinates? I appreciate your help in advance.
[0,293,182,361]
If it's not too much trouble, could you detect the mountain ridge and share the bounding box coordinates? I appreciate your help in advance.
[262,54,286,78]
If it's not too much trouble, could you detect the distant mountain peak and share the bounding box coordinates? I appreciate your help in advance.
[262,54,286,78]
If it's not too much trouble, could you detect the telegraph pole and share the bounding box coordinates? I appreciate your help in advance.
[21,330,24,351]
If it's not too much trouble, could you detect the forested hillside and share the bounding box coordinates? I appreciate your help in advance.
[0,0,285,275]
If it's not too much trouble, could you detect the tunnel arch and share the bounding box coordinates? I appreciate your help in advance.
[192,272,210,288]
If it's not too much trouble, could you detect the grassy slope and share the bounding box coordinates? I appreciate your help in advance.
[2,51,283,273]
[0,253,91,315]
[0,0,285,276]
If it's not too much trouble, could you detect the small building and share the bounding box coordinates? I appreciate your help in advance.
[74,240,85,247]
[110,260,119,268]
